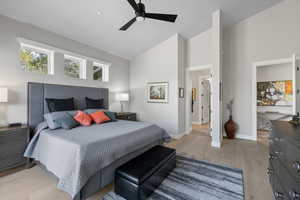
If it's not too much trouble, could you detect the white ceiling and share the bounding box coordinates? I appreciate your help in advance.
[0,0,283,59]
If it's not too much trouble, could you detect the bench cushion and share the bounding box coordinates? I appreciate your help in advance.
[115,145,176,200]
[116,145,176,184]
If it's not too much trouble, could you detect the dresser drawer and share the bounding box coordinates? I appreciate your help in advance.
[278,163,300,200]
[126,114,136,121]
[270,140,284,163]
[0,130,28,155]
[269,172,290,200]
[269,154,280,177]
[0,128,28,142]
[0,126,29,172]
[281,141,300,184]
[117,113,137,121]
[0,153,26,171]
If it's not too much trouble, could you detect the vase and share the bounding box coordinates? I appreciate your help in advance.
[224,115,237,139]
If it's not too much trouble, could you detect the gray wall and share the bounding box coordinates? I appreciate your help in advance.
[222,0,300,139]
[0,15,130,124]
[129,34,184,137]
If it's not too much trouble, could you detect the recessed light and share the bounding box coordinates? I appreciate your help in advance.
[96,10,102,16]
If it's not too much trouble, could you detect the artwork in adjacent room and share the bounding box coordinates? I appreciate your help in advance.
[148,82,168,103]
[257,80,293,106]
[191,88,196,113]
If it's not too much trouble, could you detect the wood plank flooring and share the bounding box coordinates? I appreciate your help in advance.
[0,130,272,200]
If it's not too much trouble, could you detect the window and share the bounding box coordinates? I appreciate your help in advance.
[93,62,109,82]
[20,44,54,74]
[64,55,86,79]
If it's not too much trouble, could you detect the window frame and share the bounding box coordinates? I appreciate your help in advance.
[20,43,54,75]
[92,61,110,82]
[18,38,111,82]
[64,54,87,79]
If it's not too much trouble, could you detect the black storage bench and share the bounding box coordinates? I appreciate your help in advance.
[115,145,176,200]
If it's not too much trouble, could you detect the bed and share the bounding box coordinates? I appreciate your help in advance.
[24,82,169,200]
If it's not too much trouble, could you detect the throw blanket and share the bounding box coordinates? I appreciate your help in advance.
[24,120,169,199]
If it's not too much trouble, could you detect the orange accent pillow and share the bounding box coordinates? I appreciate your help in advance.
[90,111,111,124]
[73,111,92,126]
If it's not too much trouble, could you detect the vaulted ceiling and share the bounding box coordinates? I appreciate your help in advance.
[0,0,283,59]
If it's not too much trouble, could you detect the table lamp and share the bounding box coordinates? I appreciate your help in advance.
[116,93,129,113]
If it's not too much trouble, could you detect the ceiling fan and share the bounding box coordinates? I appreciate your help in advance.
[120,0,178,31]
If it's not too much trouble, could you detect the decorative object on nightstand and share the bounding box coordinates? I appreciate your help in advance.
[116,93,129,113]
[0,87,8,128]
[0,125,30,173]
[116,112,137,121]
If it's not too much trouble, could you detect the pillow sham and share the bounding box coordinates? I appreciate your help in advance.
[104,111,117,122]
[89,111,111,124]
[74,111,93,126]
[85,97,104,109]
[44,111,77,130]
[84,109,117,122]
[56,113,79,130]
[46,98,75,113]
[84,109,106,114]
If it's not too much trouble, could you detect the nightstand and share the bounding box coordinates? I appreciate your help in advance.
[116,112,137,121]
[0,125,30,173]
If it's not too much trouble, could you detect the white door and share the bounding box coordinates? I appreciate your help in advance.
[199,80,211,124]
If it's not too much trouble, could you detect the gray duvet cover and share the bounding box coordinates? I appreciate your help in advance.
[24,120,169,199]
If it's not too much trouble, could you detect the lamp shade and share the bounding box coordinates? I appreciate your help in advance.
[116,93,129,102]
[0,88,8,103]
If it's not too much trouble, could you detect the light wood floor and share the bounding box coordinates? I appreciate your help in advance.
[192,123,210,131]
[0,131,272,200]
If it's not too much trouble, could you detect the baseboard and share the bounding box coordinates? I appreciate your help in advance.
[211,140,221,148]
[235,133,257,141]
[173,127,192,140]
[192,121,202,125]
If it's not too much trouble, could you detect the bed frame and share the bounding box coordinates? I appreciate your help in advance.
[27,82,161,200]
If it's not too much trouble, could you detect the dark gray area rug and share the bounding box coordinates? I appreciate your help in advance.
[103,155,244,200]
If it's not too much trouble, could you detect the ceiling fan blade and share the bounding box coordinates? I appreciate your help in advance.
[126,0,139,12]
[145,13,178,23]
[120,18,136,31]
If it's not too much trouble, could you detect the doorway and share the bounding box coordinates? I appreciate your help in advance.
[252,54,298,143]
[190,69,212,135]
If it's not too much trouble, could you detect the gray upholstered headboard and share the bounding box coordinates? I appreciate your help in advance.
[27,82,109,129]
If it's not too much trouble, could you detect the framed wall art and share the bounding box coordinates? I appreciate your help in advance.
[148,82,169,103]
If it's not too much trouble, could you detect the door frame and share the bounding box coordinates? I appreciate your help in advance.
[185,64,212,135]
[251,54,297,141]
[198,75,212,125]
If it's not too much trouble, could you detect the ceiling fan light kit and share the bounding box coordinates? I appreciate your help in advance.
[120,0,178,31]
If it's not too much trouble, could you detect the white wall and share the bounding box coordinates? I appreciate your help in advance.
[177,36,186,134]
[129,34,184,137]
[185,29,213,132]
[257,63,293,82]
[0,15,130,124]
[211,10,222,147]
[257,63,293,115]
[187,29,212,68]
[223,0,300,139]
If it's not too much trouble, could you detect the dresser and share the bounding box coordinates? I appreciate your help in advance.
[268,121,300,200]
[116,112,137,121]
[0,125,30,172]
